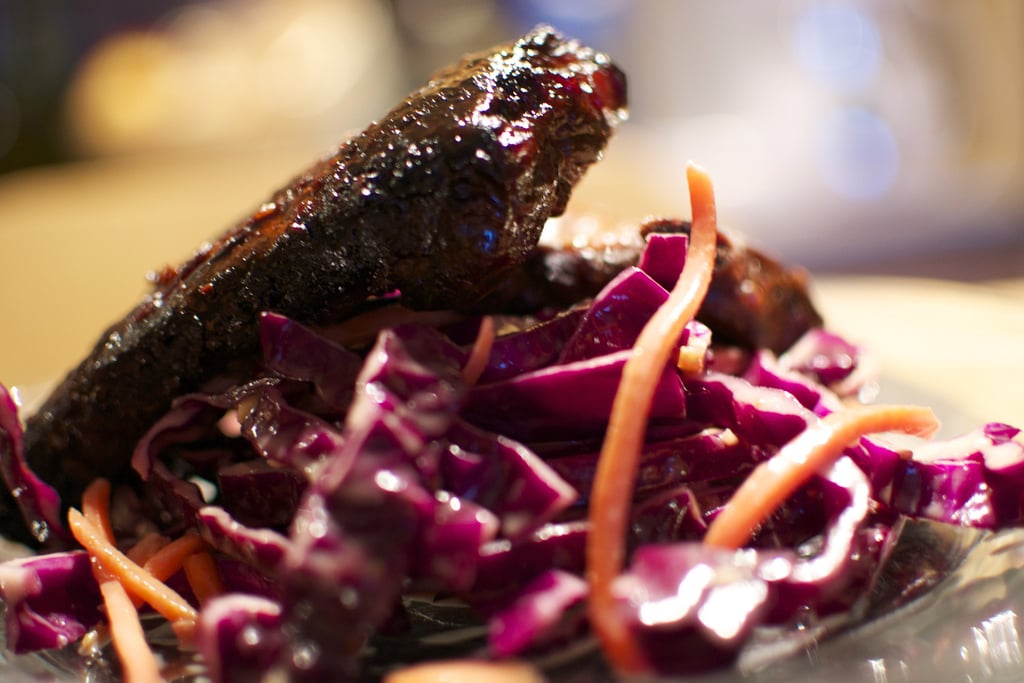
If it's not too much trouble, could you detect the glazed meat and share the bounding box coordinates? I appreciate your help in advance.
[476,218,822,353]
[14,26,626,542]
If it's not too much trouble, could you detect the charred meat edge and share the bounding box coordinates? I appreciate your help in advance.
[8,27,627,545]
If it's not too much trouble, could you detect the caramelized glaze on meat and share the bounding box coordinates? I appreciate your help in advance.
[14,27,626,542]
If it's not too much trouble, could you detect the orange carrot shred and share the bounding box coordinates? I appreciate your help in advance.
[704,404,939,549]
[383,659,545,683]
[586,163,719,674]
[172,618,197,647]
[127,532,171,565]
[462,315,495,385]
[142,533,206,582]
[77,479,164,683]
[98,579,163,683]
[81,478,115,544]
[68,508,198,625]
[183,551,225,607]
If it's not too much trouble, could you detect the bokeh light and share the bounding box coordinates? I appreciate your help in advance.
[816,107,899,201]
[793,2,881,94]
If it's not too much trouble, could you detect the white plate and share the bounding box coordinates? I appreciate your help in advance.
[814,276,1024,433]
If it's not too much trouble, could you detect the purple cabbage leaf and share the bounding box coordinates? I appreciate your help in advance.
[0,550,102,654]
[849,423,1024,529]
[0,385,67,544]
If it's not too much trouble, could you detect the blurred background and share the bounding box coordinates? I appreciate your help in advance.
[1,0,1023,269]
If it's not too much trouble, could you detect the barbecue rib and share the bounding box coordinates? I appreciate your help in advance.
[11,26,627,543]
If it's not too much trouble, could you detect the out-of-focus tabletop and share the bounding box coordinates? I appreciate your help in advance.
[813,275,1024,433]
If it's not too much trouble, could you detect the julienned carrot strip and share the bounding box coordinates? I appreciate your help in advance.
[586,164,719,674]
[81,478,116,543]
[98,579,163,683]
[142,533,206,582]
[703,405,939,549]
[183,551,225,607]
[91,522,200,611]
[77,479,163,683]
[126,533,206,612]
[383,659,545,683]
[462,316,495,386]
[127,532,171,565]
[172,618,197,647]
[81,475,177,628]
[68,508,198,625]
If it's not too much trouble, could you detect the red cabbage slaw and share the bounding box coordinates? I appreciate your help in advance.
[0,186,1023,681]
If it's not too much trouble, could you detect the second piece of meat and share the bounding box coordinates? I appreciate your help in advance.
[476,218,822,353]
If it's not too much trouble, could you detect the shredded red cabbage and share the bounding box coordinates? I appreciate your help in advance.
[0,232,1021,680]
